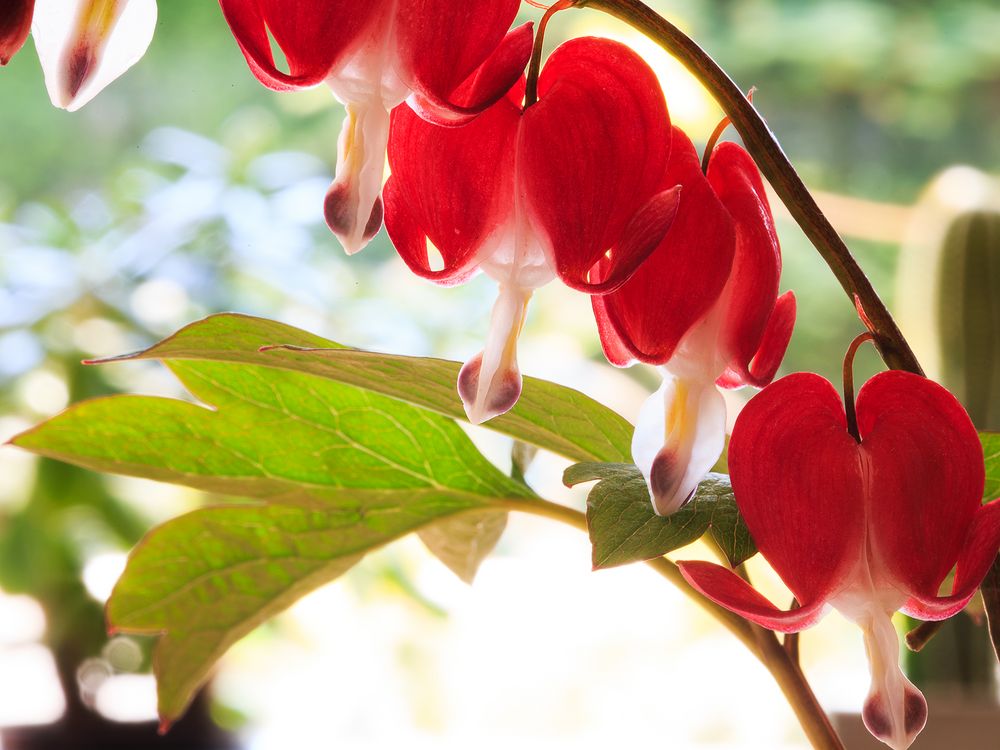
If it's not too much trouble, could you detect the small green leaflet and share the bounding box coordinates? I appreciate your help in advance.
[92,313,633,464]
[417,511,508,584]
[979,434,1000,665]
[982,432,1000,502]
[12,355,535,723]
[566,463,756,569]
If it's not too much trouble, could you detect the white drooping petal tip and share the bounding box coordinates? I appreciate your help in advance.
[324,100,390,254]
[457,286,531,425]
[633,374,727,516]
[32,0,157,112]
[859,610,928,750]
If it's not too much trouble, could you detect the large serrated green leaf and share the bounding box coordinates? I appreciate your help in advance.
[14,360,530,505]
[982,432,1000,501]
[95,313,633,464]
[107,502,450,723]
[566,463,756,569]
[12,355,536,722]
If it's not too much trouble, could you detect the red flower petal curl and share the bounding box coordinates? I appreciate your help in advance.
[398,0,529,124]
[591,127,735,366]
[706,141,790,386]
[384,84,521,285]
[519,37,673,292]
[678,560,829,633]
[856,371,992,611]
[726,372,867,606]
[716,290,796,389]
[218,0,382,91]
[902,499,1000,620]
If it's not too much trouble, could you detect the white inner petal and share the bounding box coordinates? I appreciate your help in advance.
[33,0,157,112]
[323,2,408,255]
[632,371,727,516]
[458,284,532,425]
[848,605,927,750]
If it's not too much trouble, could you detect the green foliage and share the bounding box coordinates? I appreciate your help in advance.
[97,313,635,464]
[13,320,558,721]
[9,314,650,722]
[565,463,756,569]
[981,432,1000,501]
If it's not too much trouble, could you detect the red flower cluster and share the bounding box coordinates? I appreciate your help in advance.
[216,2,794,478]
[680,369,1000,750]
[219,0,532,255]
[594,127,796,514]
[385,37,680,423]
[10,7,996,747]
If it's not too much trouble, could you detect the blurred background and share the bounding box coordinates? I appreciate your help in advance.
[1,1,999,748]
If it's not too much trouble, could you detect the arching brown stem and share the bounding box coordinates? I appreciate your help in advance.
[572,0,924,377]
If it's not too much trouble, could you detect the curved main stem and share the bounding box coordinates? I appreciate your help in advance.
[575,0,923,377]
[498,495,845,750]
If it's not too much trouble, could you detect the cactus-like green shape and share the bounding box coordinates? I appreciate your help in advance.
[937,210,1000,430]
[896,166,1000,698]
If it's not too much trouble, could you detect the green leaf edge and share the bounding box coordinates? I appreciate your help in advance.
[90,313,634,464]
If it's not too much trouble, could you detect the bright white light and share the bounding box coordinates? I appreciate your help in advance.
[931,166,999,212]
[0,418,35,510]
[17,370,69,415]
[129,278,189,329]
[0,594,46,645]
[566,20,721,135]
[94,674,158,723]
[82,553,127,603]
[106,475,201,523]
[0,645,66,726]
[73,317,129,358]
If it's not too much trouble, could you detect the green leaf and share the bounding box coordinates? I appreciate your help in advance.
[982,432,1000,501]
[13,360,530,505]
[95,313,633,464]
[13,357,535,722]
[566,463,756,569]
[418,511,508,584]
[108,504,363,723]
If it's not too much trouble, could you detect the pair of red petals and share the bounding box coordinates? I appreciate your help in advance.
[593,127,795,389]
[385,36,680,298]
[384,37,683,422]
[219,0,533,253]
[219,0,529,122]
[680,370,1000,748]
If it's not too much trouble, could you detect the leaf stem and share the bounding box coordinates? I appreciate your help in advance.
[498,495,844,749]
[524,0,574,107]
[573,0,923,377]
[904,620,944,652]
[842,331,876,442]
[754,626,845,750]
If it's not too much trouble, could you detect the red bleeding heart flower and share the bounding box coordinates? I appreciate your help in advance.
[218,0,532,255]
[592,130,796,515]
[384,36,681,424]
[5,0,156,110]
[678,367,1000,750]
